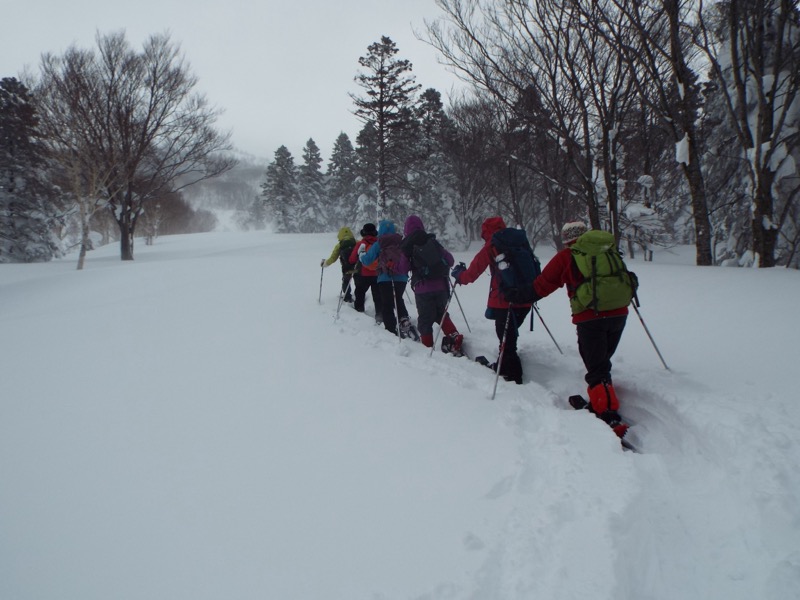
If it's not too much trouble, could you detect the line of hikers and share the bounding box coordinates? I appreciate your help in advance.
[322,215,636,439]
[322,215,465,356]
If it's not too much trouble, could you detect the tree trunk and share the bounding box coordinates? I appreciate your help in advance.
[753,169,777,267]
[681,151,714,266]
[119,228,134,261]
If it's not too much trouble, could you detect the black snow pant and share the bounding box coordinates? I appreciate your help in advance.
[339,267,353,302]
[414,289,451,337]
[353,274,380,314]
[378,280,409,335]
[576,315,627,388]
[492,306,531,384]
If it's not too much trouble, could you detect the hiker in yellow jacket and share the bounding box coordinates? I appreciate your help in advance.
[321,227,357,303]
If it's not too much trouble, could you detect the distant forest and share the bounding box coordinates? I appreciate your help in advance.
[2,1,799,267]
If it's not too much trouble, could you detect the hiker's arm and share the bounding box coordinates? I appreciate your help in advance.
[441,246,455,267]
[455,246,489,285]
[323,243,340,267]
[534,249,571,299]
[360,242,379,265]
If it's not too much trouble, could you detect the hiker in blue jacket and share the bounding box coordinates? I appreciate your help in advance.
[358,219,416,339]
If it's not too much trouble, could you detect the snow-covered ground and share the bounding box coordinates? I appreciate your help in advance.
[1,230,798,600]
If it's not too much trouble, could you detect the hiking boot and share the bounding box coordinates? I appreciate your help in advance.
[375,314,383,325]
[441,333,464,357]
[598,410,629,439]
[499,352,523,384]
[399,317,420,341]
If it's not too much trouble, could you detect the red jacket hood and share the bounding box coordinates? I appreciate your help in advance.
[481,217,507,242]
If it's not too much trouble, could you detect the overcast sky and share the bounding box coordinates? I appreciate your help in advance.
[3,0,467,163]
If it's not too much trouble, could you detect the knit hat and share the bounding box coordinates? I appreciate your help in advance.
[360,223,377,237]
[403,215,424,236]
[561,221,588,245]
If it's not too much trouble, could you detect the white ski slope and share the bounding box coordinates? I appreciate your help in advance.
[1,230,798,600]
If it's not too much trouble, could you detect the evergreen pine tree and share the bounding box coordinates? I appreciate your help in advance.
[297,138,328,232]
[261,146,300,233]
[327,132,360,226]
[0,77,63,262]
[351,36,421,221]
[411,88,464,248]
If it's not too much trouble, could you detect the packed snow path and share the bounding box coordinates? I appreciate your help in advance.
[2,231,798,600]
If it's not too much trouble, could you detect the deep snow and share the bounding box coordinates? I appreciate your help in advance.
[1,230,798,600]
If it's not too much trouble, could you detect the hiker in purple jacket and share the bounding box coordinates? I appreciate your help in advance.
[400,215,464,355]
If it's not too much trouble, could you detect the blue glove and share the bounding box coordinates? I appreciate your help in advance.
[451,262,466,283]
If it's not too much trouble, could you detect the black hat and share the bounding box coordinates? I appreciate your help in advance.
[360,223,377,236]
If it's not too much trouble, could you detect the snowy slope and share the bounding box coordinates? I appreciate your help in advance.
[1,231,798,600]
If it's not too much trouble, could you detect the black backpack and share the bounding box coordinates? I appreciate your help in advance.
[491,228,542,303]
[410,234,449,284]
[338,238,356,269]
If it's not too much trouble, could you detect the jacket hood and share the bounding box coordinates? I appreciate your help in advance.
[480,217,507,242]
[403,215,425,236]
[337,226,355,241]
[378,220,396,236]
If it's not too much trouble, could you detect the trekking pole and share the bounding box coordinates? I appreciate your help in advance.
[491,308,514,400]
[318,265,324,304]
[532,304,563,354]
[390,278,401,341]
[335,286,345,320]
[429,287,457,357]
[449,279,472,332]
[631,301,670,371]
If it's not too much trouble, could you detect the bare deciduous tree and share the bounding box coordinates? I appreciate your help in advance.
[34,31,235,261]
[597,0,714,265]
[426,0,640,242]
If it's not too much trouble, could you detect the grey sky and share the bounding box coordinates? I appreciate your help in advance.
[3,0,465,162]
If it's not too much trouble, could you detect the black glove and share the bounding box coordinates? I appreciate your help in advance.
[451,262,466,283]
[506,285,540,305]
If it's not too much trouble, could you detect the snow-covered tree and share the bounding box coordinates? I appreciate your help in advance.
[327,132,361,226]
[261,145,300,232]
[0,77,63,262]
[408,88,465,248]
[296,138,328,232]
[698,0,800,267]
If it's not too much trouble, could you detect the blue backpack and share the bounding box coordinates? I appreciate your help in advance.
[491,228,541,303]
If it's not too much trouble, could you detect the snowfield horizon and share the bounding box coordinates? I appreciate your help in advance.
[1,230,798,600]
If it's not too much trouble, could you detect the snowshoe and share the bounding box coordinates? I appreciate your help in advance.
[568,394,637,452]
[399,317,420,342]
[441,333,465,357]
[475,356,494,369]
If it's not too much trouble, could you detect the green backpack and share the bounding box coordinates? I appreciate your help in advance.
[570,230,638,315]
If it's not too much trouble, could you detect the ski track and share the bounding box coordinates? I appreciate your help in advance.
[328,267,799,600]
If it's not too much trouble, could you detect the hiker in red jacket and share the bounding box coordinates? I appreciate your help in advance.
[451,216,533,384]
[349,223,381,323]
[509,221,629,437]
